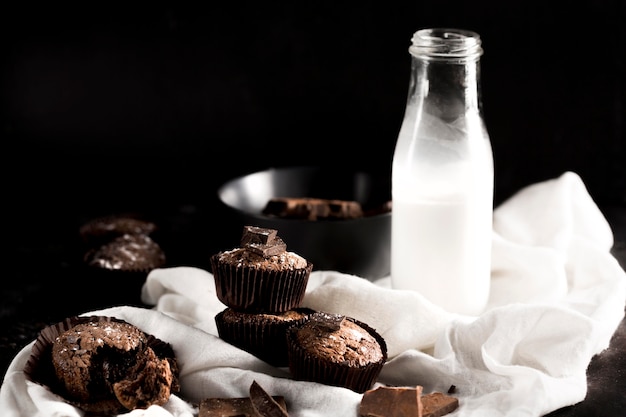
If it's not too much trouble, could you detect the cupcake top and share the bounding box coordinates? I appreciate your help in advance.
[84,233,166,271]
[289,312,385,367]
[215,226,308,271]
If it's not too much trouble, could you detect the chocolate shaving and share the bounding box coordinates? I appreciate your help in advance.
[241,226,287,257]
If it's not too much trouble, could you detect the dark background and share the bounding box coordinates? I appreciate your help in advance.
[3,2,625,216]
[1,2,625,414]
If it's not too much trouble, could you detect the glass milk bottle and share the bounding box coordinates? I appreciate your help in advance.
[391,28,494,316]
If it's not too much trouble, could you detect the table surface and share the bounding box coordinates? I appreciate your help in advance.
[1,203,625,416]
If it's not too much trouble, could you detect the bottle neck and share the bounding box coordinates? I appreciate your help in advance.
[406,28,484,120]
[409,28,483,61]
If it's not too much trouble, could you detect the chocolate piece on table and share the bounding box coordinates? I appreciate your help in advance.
[241,226,287,257]
[246,236,287,257]
[250,380,289,417]
[359,385,423,417]
[199,396,287,417]
[422,392,459,417]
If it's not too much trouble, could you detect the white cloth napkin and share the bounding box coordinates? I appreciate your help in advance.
[1,171,625,417]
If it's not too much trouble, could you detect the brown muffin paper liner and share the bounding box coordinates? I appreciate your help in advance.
[210,255,313,313]
[215,307,316,367]
[286,316,388,393]
[23,315,179,415]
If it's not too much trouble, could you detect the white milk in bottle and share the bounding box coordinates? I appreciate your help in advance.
[391,28,494,316]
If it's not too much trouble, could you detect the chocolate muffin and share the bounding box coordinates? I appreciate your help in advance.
[83,233,166,306]
[210,226,313,313]
[286,312,387,393]
[25,316,180,415]
[215,307,316,367]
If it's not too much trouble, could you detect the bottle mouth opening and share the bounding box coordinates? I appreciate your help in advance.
[409,28,483,60]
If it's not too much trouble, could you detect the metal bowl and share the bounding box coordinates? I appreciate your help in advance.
[217,166,391,280]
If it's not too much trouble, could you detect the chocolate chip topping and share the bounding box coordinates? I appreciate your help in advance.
[310,312,345,332]
[241,226,287,257]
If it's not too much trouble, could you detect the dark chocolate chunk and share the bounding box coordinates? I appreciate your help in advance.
[199,396,287,417]
[250,380,289,417]
[198,381,288,417]
[246,236,287,257]
[359,386,423,417]
[241,226,287,256]
[241,226,279,246]
[422,392,459,417]
[310,312,345,332]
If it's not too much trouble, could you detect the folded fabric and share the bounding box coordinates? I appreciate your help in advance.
[1,171,624,417]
